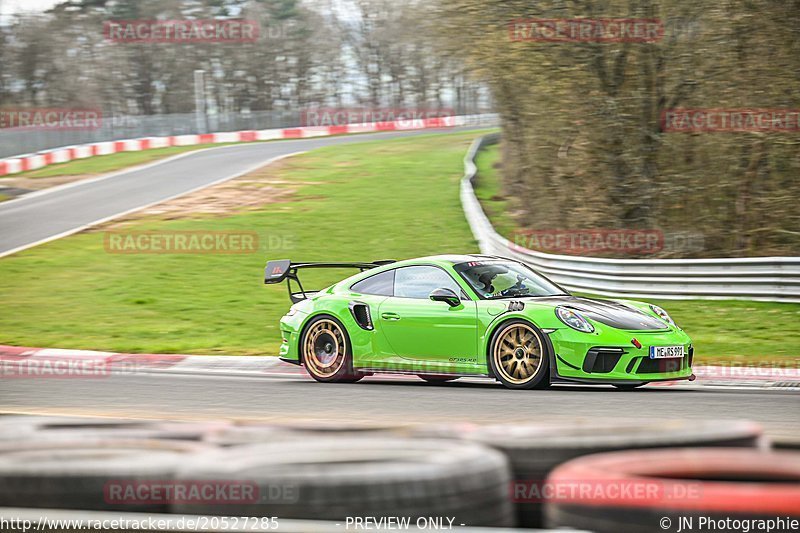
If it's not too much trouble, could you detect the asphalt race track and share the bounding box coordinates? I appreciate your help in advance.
[1,372,798,441]
[0,127,479,257]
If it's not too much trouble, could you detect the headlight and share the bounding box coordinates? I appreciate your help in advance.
[556,307,594,333]
[649,304,676,326]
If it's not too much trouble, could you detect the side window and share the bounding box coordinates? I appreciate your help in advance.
[350,270,395,296]
[394,266,462,299]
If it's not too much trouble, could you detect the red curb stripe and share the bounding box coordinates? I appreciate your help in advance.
[282,128,303,139]
[0,116,467,177]
[546,448,800,515]
[328,125,349,135]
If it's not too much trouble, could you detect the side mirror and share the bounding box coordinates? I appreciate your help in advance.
[429,287,461,307]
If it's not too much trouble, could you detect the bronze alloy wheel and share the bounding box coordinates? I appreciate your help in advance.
[301,315,363,383]
[303,318,346,379]
[491,321,549,389]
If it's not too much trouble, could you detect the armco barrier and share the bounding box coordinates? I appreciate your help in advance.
[460,134,800,302]
[0,114,497,177]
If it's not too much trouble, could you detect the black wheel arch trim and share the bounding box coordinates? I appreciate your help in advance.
[485,316,557,380]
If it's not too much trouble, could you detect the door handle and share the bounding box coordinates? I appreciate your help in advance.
[381,312,401,321]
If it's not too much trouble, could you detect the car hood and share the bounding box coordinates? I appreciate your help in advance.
[525,296,669,331]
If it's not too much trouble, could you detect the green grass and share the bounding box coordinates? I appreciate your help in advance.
[0,193,10,203]
[0,131,483,355]
[476,144,800,363]
[645,299,800,364]
[473,144,516,237]
[14,145,225,179]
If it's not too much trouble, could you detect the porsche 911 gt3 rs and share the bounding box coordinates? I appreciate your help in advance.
[264,255,694,390]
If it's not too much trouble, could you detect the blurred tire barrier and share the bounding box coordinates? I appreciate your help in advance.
[204,420,407,446]
[0,439,213,513]
[544,448,800,533]
[172,437,516,527]
[0,415,230,441]
[461,134,800,302]
[773,436,800,450]
[410,419,764,527]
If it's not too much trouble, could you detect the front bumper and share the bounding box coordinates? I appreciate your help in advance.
[549,325,693,383]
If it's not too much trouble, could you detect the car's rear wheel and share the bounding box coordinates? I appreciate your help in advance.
[301,315,362,383]
[489,320,550,390]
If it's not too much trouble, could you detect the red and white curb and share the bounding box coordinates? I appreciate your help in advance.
[1,345,797,390]
[0,115,492,177]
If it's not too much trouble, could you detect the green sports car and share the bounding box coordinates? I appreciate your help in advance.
[264,255,694,390]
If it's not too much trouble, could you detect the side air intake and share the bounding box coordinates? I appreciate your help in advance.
[349,301,374,330]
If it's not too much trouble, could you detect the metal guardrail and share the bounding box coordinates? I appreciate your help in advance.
[460,134,800,303]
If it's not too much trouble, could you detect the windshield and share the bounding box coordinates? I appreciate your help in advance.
[454,260,568,299]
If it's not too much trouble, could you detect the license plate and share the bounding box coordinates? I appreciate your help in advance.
[649,345,685,359]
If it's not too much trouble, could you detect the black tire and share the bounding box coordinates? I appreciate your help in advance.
[172,437,516,527]
[417,374,457,383]
[488,319,550,390]
[0,415,229,441]
[545,448,800,532]
[409,419,764,528]
[204,420,405,447]
[612,383,648,390]
[299,314,362,383]
[0,438,212,512]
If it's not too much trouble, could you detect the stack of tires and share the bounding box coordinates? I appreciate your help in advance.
[412,418,767,527]
[0,415,516,528]
[0,414,798,532]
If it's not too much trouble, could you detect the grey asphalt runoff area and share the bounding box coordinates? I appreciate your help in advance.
[1,371,797,441]
[0,127,480,257]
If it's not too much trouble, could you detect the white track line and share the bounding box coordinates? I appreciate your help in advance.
[0,151,305,259]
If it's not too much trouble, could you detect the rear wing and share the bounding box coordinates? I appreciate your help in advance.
[264,259,395,303]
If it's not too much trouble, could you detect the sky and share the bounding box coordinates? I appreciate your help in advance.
[0,0,61,16]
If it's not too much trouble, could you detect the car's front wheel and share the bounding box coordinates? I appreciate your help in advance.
[300,315,362,383]
[489,320,550,390]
